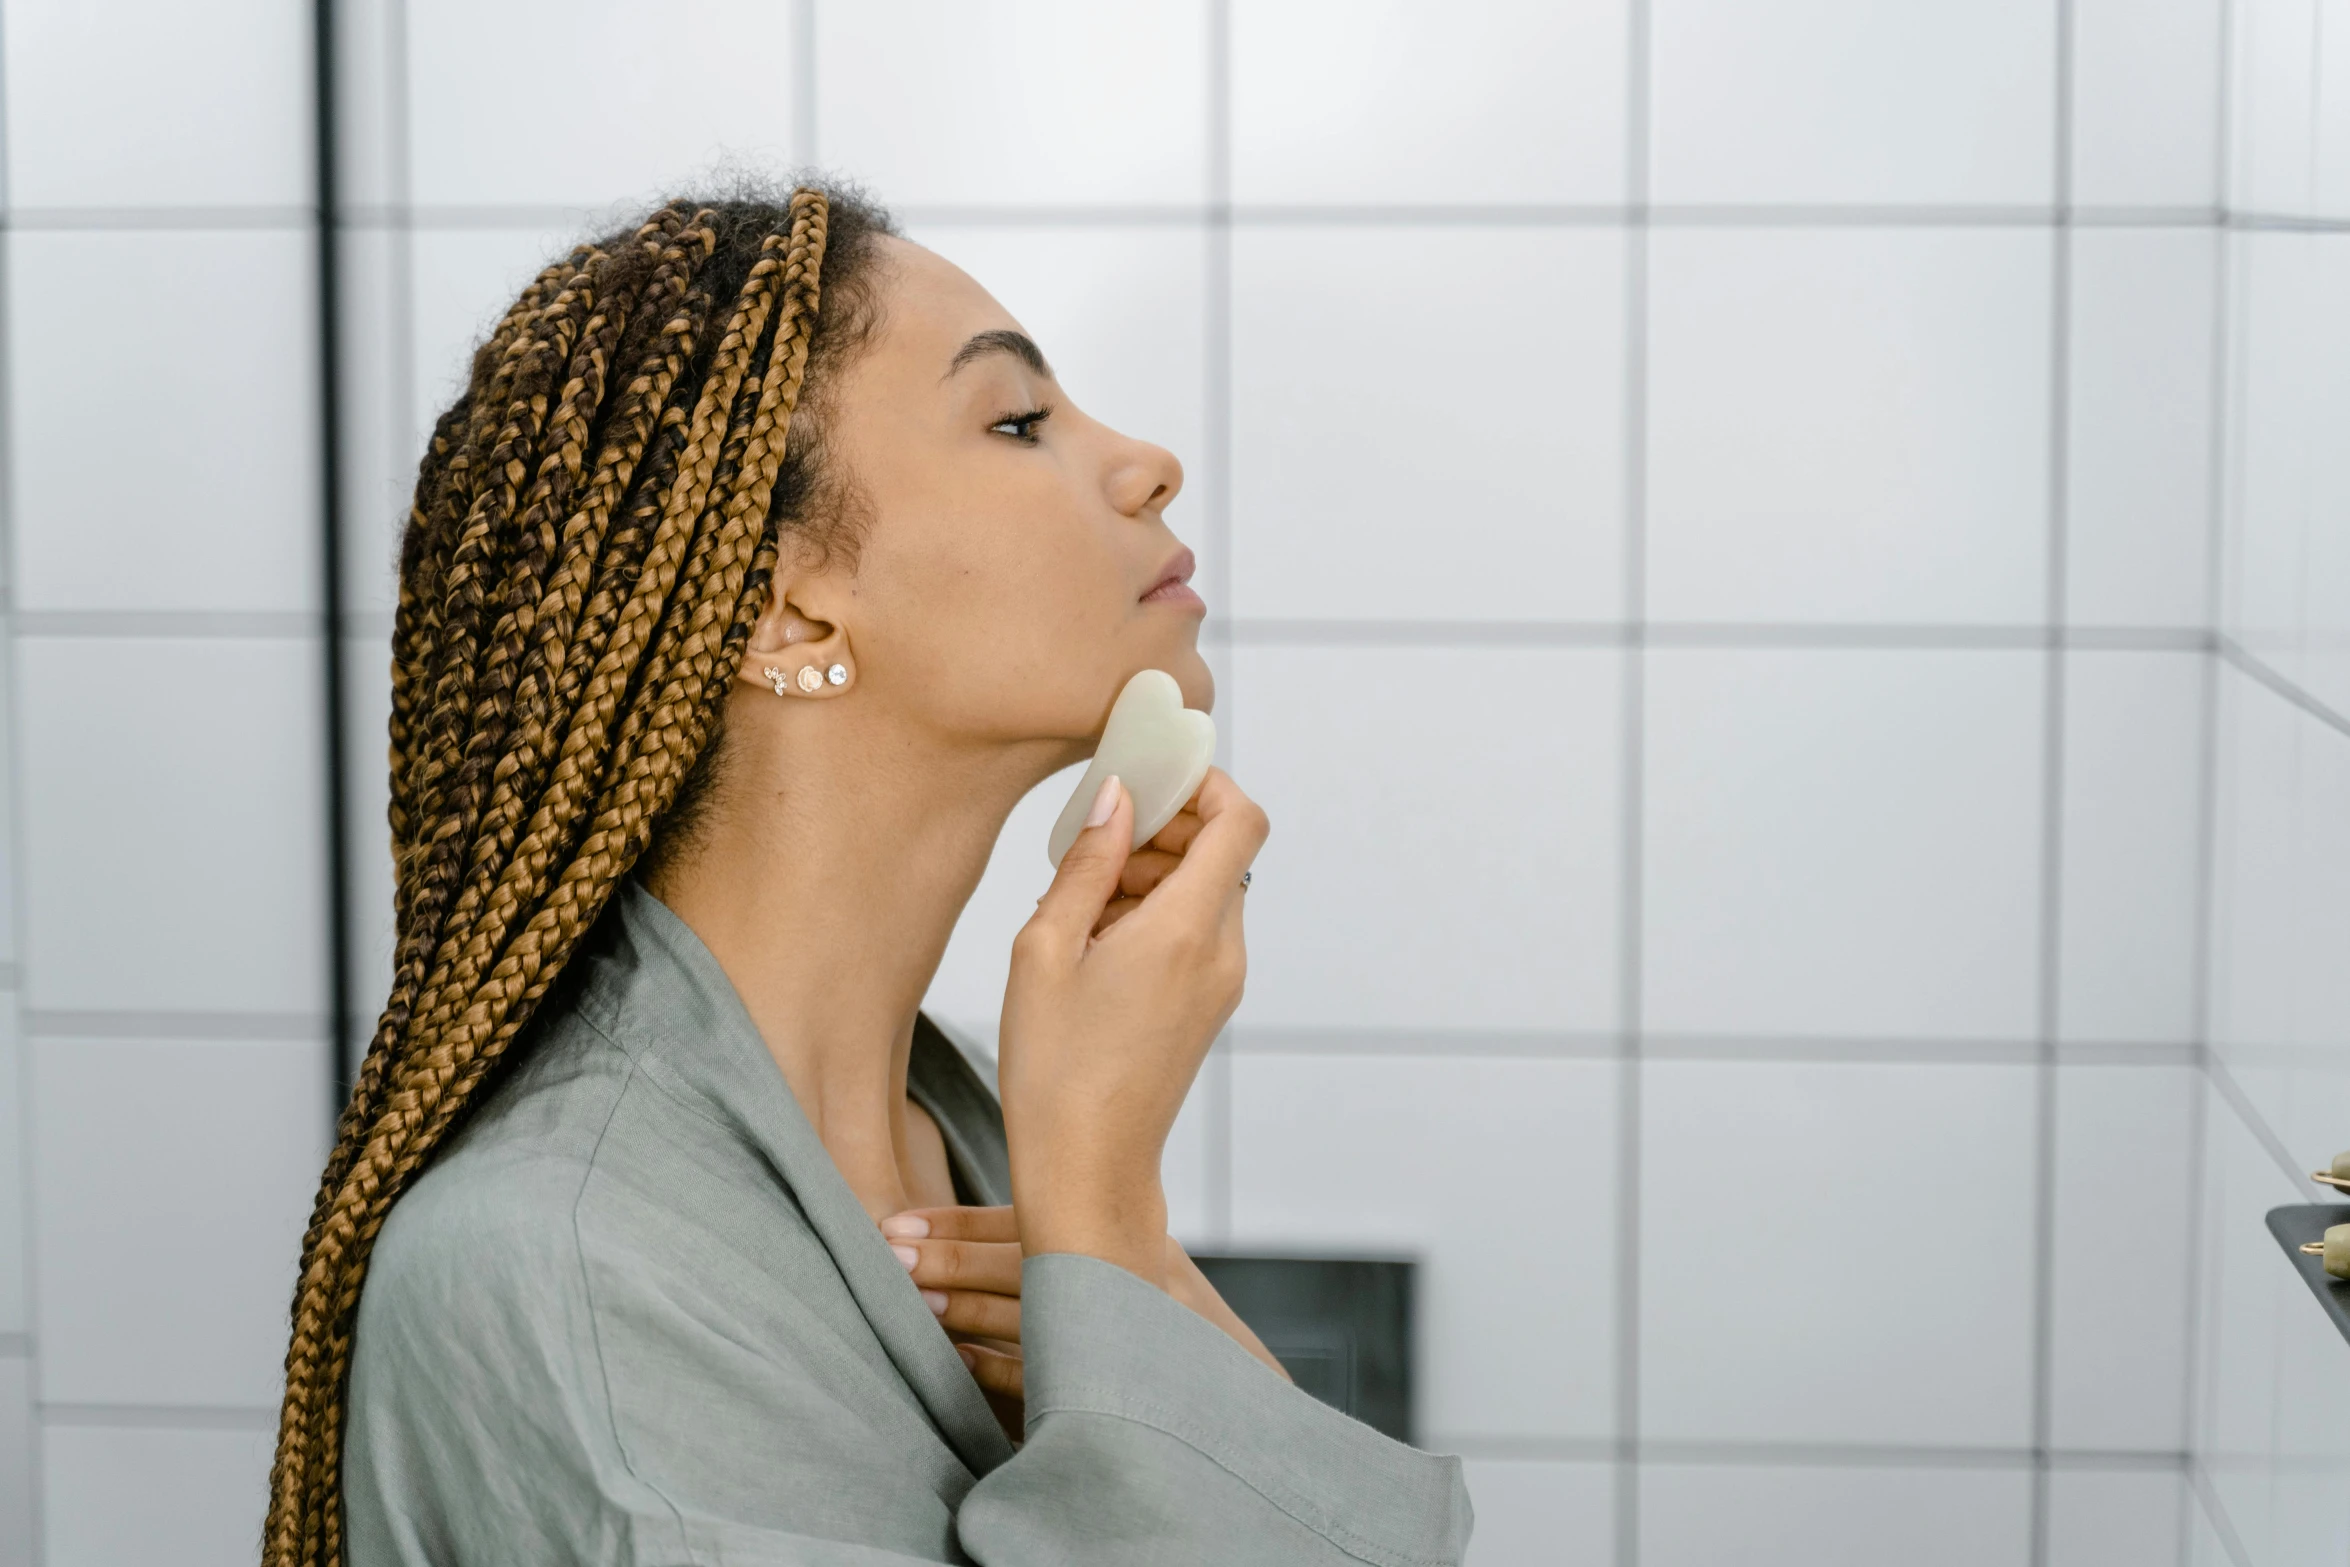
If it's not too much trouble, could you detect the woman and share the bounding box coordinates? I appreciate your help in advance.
[266,181,1472,1565]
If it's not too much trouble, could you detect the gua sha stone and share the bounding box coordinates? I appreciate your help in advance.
[2302,1224,2350,1280]
[2311,1151,2350,1193]
[1046,669,1216,867]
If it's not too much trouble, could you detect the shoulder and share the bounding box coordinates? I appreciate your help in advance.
[358,1008,643,1347]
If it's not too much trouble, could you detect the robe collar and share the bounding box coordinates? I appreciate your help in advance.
[580,878,1018,1477]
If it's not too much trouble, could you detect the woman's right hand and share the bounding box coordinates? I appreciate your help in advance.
[997,767,1267,1285]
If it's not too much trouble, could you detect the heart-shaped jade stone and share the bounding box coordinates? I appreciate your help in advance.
[1046,669,1217,867]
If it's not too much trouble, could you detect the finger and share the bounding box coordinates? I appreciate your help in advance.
[1092,895,1145,936]
[926,1288,1022,1342]
[1132,769,1267,926]
[895,1237,1023,1296]
[1024,776,1133,954]
[1116,847,1183,899]
[880,1205,1018,1245]
[955,1341,1025,1399]
[1147,804,1203,856]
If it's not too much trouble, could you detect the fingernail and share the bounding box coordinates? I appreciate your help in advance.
[880,1214,930,1239]
[1085,774,1121,828]
[955,1343,978,1368]
[922,1289,950,1316]
[891,1244,920,1271]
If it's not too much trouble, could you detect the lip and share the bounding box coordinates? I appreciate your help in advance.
[1139,546,1205,613]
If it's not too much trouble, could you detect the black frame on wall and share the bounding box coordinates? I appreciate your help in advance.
[312,0,355,1121]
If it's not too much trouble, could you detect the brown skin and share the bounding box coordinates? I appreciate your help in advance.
[646,238,1283,1432]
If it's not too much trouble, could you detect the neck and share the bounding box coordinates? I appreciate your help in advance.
[648,696,1062,1220]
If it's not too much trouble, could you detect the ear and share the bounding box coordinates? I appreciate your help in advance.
[738,570,856,698]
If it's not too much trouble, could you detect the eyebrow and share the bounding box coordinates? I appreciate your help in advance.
[944,328,1054,382]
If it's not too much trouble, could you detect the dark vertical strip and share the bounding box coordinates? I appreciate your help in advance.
[2028,5,2078,1563]
[1614,2,1652,1562]
[312,0,355,1122]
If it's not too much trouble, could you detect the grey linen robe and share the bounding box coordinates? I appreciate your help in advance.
[345,879,1474,1565]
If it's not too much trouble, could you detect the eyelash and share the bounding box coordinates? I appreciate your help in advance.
[989,406,1052,444]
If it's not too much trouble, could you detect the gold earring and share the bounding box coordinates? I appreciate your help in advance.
[761,666,790,696]
[796,665,824,694]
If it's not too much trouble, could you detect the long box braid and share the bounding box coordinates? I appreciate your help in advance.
[265,181,896,1567]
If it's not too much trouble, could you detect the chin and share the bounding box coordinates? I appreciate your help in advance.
[1169,648,1216,713]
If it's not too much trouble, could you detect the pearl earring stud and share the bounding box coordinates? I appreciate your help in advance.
[796,665,824,694]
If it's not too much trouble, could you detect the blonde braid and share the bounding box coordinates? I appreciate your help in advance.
[265,184,880,1567]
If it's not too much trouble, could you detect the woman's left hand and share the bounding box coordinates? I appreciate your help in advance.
[882,1204,1027,1436]
[882,1205,1294,1406]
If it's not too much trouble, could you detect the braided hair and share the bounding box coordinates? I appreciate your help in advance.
[264,180,898,1567]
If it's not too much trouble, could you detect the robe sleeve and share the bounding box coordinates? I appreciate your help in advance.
[954,1254,1473,1567]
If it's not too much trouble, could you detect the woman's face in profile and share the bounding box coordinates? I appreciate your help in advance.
[808,235,1211,759]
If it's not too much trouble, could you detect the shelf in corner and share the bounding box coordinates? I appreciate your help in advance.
[2267,1205,2350,1347]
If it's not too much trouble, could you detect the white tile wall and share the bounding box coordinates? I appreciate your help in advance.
[2223,230,2344,686]
[16,639,327,1015]
[1640,1060,2039,1447]
[1644,228,2053,626]
[43,1424,274,1567]
[2192,1078,2315,1563]
[2206,665,2310,1067]
[1231,646,1621,1034]
[2070,0,2224,207]
[2045,1470,2189,1567]
[0,1,2299,1561]
[30,1037,325,1407]
[2048,1065,2196,1452]
[816,1,1210,207]
[407,225,588,460]
[1459,1458,1613,1566]
[2228,0,2324,218]
[0,1358,31,1563]
[2057,653,2206,1045]
[0,0,311,209]
[2325,11,2350,222]
[908,224,1214,591]
[1230,1054,1620,1442]
[335,226,412,618]
[404,0,799,209]
[7,230,321,615]
[2064,228,2217,631]
[1230,226,1625,624]
[341,634,399,1030]
[2288,235,2350,719]
[0,1015,23,1335]
[1647,0,2056,205]
[1229,0,1628,206]
[1642,648,2044,1042]
[1637,1463,2034,1567]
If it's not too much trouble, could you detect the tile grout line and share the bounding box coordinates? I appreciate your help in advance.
[1613,0,1653,1560]
[2026,5,2077,1560]
[2,613,2231,648]
[0,8,46,1562]
[1203,0,1234,1245]
[15,203,2350,235]
[2215,634,2350,741]
[2179,0,2238,1551]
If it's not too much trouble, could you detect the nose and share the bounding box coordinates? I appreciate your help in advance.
[1105,431,1185,520]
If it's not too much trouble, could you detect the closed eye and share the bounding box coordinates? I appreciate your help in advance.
[989,406,1052,444]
